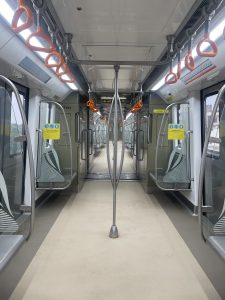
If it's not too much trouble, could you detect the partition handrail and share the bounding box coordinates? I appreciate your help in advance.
[36,128,43,180]
[198,84,225,241]
[154,99,190,191]
[37,100,74,190]
[0,75,35,238]
[106,96,115,185]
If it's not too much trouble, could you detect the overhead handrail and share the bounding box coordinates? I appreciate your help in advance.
[198,84,225,241]
[11,0,33,33]
[185,30,195,71]
[196,10,218,58]
[0,75,35,237]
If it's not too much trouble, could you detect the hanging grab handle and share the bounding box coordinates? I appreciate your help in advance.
[176,51,182,80]
[130,99,143,113]
[56,62,75,83]
[185,52,195,71]
[165,60,177,84]
[185,32,195,71]
[26,8,54,53]
[87,99,99,113]
[196,17,218,58]
[45,51,64,68]
[11,0,33,33]
[26,25,54,53]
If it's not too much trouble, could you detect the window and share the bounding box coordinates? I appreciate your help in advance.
[204,93,220,156]
[10,92,25,155]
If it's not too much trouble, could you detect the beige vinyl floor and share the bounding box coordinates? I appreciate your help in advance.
[10,181,221,300]
[90,141,135,174]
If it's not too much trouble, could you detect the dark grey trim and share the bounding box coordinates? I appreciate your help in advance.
[169,191,198,214]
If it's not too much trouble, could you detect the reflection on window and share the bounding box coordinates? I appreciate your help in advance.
[205,94,220,157]
[10,92,24,155]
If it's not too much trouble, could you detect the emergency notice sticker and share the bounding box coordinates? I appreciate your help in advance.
[168,123,185,140]
[43,123,61,140]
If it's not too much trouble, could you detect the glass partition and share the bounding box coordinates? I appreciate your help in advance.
[36,100,73,189]
[154,101,192,190]
[198,85,225,261]
[0,76,35,270]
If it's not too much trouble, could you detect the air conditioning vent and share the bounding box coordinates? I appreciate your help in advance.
[19,57,51,83]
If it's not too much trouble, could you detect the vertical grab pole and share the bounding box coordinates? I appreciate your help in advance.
[109,65,120,238]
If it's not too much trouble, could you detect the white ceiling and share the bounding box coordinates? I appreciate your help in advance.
[52,0,196,92]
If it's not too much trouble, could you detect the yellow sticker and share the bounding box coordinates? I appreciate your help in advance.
[153,109,168,114]
[43,123,60,140]
[168,123,185,140]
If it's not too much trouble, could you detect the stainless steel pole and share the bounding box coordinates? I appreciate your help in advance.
[109,65,120,238]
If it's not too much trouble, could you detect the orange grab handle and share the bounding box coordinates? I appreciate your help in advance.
[130,99,143,113]
[185,51,195,71]
[11,0,33,33]
[45,51,64,68]
[91,107,98,113]
[56,62,75,83]
[56,62,68,76]
[165,71,177,85]
[87,99,98,112]
[26,26,54,53]
[58,72,75,83]
[196,33,218,58]
[87,99,95,107]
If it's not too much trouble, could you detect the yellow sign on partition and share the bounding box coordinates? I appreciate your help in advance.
[168,123,185,140]
[153,109,168,114]
[43,123,61,140]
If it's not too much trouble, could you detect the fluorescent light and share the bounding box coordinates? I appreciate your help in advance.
[151,77,165,91]
[66,82,78,90]
[151,15,225,91]
[0,1,14,23]
[101,96,113,100]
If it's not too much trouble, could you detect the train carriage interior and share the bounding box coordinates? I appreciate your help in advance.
[1,0,225,299]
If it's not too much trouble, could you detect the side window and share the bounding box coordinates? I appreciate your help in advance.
[204,93,220,156]
[10,92,25,156]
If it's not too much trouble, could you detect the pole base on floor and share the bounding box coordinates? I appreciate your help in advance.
[109,225,119,238]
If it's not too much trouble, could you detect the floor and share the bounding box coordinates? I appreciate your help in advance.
[89,141,135,175]
[9,181,220,300]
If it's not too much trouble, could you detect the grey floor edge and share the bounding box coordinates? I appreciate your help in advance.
[0,190,72,300]
[154,190,225,300]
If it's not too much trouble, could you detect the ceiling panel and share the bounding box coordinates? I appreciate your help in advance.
[52,0,196,91]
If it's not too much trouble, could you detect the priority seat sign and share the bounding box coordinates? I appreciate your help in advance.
[43,123,61,140]
[168,123,185,140]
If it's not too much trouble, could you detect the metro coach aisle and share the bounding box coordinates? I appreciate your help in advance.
[10,181,219,300]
